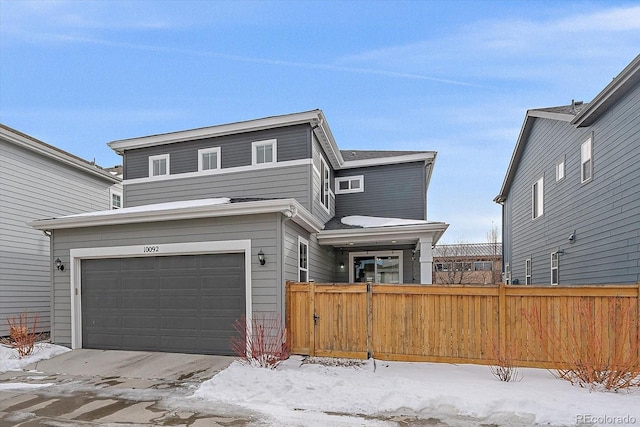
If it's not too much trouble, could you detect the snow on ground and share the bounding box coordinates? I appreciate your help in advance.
[193,356,640,427]
[0,343,70,373]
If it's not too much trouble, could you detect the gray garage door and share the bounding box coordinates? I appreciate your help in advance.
[81,253,245,355]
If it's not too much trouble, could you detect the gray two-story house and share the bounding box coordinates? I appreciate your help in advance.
[0,124,120,336]
[495,55,640,286]
[29,110,449,355]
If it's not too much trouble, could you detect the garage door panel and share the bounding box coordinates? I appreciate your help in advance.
[82,253,245,355]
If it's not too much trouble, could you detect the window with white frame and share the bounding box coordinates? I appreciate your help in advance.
[504,262,511,284]
[252,139,277,165]
[532,177,544,219]
[473,261,492,271]
[551,252,559,285]
[149,154,169,177]
[556,156,565,181]
[581,138,592,183]
[335,175,364,194]
[298,237,309,282]
[525,258,532,285]
[110,189,122,210]
[320,158,330,211]
[198,147,221,171]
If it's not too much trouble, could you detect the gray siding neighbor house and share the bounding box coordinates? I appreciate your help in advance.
[29,110,449,355]
[495,55,640,286]
[0,124,120,336]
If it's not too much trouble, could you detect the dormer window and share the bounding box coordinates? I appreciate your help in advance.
[252,139,277,165]
[149,154,169,177]
[198,147,221,171]
[335,176,364,194]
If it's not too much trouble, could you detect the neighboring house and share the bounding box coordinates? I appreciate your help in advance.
[494,55,640,286]
[0,124,121,336]
[29,109,449,355]
[433,243,501,285]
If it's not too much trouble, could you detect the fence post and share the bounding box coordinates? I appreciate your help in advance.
[499,282,507,361]
[308,281,316,357]
[366,282,373,359]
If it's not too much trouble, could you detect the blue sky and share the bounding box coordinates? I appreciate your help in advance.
[1,1,639,243]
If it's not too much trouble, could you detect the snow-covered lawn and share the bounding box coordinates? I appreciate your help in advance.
[0,342,70,373]
[193,356,640,427]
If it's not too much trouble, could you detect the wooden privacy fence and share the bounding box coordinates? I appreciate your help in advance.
[285,281,640,368]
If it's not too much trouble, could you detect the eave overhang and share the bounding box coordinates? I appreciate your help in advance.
[28,198,323,234]
[316,222,449,247]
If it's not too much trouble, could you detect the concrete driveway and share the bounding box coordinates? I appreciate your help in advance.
[0,349,255,426]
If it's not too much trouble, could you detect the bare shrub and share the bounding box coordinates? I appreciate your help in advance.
[231,313,290,369]
[524,297,640,391]
[486,334,522,382]
[1,313,42,358]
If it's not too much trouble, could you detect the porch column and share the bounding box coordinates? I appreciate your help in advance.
[419,236,433,284]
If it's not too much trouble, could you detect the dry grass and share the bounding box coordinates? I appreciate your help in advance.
[231,313,290,369]
[1,313,42,358]
[524,297,640,391]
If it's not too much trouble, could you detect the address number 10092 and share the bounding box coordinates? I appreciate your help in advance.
[143,246,160,253]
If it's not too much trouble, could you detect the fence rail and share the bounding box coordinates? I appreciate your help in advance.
[285,281,640,368]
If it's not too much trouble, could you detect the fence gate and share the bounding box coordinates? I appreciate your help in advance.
[286,282,369,359]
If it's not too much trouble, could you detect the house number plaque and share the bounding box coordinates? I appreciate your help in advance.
[143,245,160,253]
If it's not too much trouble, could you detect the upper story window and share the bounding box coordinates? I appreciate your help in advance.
[252,139,277,165]
[149,154,169,177]
[110,189,122,210]
[581,137,592,183]
[335,175,364,194]
[198,147,221,171]
[556,156,565,181]
[532,177,544,219]
[320,158,330,211]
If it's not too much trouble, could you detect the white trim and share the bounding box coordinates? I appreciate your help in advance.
[550,252,559,285]
[532,176,544,219]
[335,175,364,194]
[252,139,277,165]
[109,188,123,210]
[148,154,170,177]
[69,240,252,350]
[198,147,221,171]
[320,157,330,213]
[525,258,532,285]
[555,156,565,182]
[349,250,404,284]
[298,236,309,282]
[340,153,435,169]
[124,158,313,185]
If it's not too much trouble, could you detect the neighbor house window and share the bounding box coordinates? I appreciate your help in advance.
[298,237,309,282]
[473,261,492,271]
[556,157,565,181]
[581,138,592,183]
[335,175,364,194]
[551,252,559,285]
[149,154,169,177]
[532,177,544,219]
[252,139,277,165]
[320,158,330,211]
[110,189,122,210]
[525,258,532,285]
[198,147,221,171]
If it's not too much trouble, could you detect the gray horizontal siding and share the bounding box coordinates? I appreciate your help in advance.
[505,82,640,285]
[284,221,335,283]
[311,135,334,224]
[50,214,280,347]
[0,140,114,336]
[125,124,311,179]
[124,164,312,209]
[335,162,426,220]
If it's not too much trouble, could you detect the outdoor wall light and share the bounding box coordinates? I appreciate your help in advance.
[340,262,345,269]
[55,258,64,271]
[258,249,266,266]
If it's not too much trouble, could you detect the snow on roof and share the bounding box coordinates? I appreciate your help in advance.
[63,197,231,218]
[341,215,430,228]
